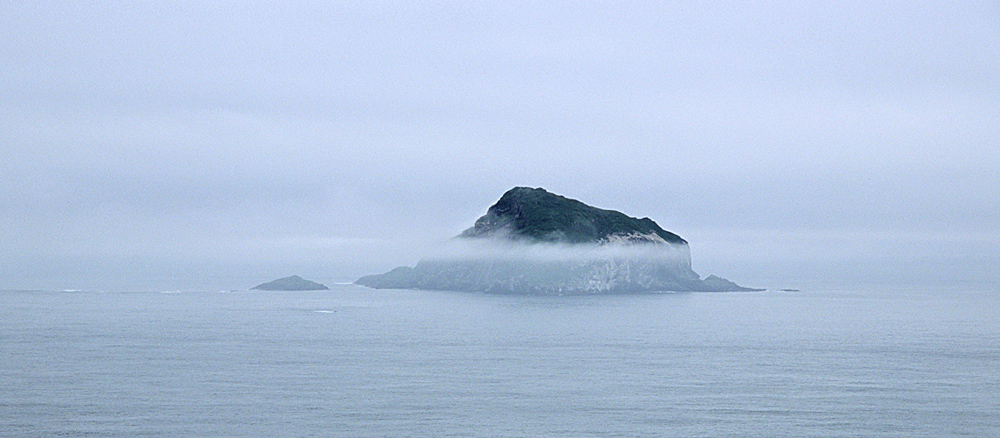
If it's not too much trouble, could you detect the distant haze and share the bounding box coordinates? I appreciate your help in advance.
[2,2,997,291]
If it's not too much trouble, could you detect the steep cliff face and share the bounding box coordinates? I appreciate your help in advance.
[356,187,757,294]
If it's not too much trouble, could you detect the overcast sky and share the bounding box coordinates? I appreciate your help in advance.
[3,1,998,290]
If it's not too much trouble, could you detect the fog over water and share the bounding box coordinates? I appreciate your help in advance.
[2,2,998,290]
[423,238,692,264]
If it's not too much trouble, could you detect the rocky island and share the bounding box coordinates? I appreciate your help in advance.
[356,187,758,294]
[252,275,329,291]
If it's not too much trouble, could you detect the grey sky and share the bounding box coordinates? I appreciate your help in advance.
[2,1,998,290]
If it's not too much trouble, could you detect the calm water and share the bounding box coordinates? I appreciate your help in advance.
[2,285,998,437]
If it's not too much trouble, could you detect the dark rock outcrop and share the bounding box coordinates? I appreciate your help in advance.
[356,187,758,294]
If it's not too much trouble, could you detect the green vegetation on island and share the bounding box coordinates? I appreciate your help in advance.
[460,187,686,244]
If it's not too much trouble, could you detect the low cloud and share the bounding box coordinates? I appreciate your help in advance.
[422,237,692,264]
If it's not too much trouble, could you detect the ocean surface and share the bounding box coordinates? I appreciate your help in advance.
[2,285,998,437]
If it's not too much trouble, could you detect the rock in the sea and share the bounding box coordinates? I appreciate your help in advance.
[356,187,759,294]
[252,275,329,291]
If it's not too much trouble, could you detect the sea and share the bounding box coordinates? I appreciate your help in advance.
[2,284,998,437]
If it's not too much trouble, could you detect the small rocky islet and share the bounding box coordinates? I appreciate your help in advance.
[251,275,329,291]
